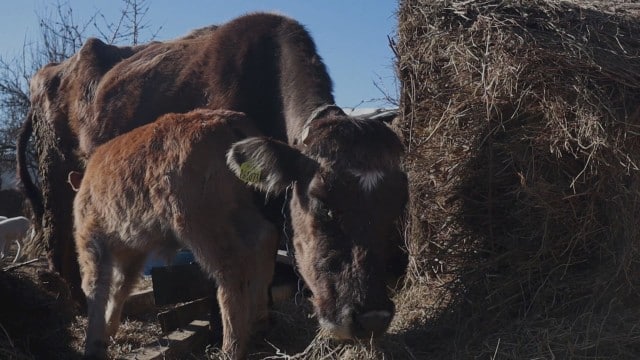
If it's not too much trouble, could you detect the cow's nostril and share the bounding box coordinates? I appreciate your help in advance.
[355,310,392,337]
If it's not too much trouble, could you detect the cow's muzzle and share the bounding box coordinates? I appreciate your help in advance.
[319,304,394,340]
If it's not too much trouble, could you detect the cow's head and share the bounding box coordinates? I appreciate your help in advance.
[227,115,408,339]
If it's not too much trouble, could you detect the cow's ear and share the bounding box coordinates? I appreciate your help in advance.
[226,137,307,194]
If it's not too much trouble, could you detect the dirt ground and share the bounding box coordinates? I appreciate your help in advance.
[0,240,442,359]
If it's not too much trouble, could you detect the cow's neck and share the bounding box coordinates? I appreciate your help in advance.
[285,103,343,147]
[281,90,338,147]
[297,104,345,145]
[276,27,340,145]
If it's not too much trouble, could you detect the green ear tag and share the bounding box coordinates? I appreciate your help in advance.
[239,161,262,183]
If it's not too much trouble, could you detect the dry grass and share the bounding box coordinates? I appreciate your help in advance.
[1,257,437,360]
[236,283,445,360]
[0,258,81,359]
[396,0,640,358]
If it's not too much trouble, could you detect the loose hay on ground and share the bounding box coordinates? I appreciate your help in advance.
[396,0,640,358]
[0,259,81,359]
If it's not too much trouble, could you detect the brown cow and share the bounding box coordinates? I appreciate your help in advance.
[20,12,409,349]
[73,109,277,359]
[227,112,408,342]
[16,28,217,294]
[20,37,156,220]
[16,38,157,296]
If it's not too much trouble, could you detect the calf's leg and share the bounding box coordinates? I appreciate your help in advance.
[188,236,253,359]
[77,233,113,359]
[105,249,147,337]
[217,275,251,359]
[215,227,278,359]
[184,219,278,359]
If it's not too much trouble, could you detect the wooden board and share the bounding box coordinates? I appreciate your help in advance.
[121,319,210,360]
[157,297,212,333]
[276,249,294,265]
[123,288,155,316]
[124,252,302,358]
[151,251,299,306]
[150,263,214,306]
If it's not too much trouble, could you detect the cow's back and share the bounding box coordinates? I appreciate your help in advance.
[83,13,333,157]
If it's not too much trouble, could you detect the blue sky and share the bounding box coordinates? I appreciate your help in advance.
[0,1,400,108]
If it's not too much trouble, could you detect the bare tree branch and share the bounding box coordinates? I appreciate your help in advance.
[93,0,161,45]
[0,0,161,185]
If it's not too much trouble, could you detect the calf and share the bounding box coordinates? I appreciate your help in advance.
[0,216,31,263]
[73,109,277,359]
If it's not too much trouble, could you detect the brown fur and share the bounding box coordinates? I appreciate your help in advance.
[19,12,329,299]
[20,27,219,218]
[20,38,149,220]
[17,38,156,296]
[227,116,408,341]
[16,37,161,291]
[20,12,409,351]
[78,13,333,157]
[74,109,277,359]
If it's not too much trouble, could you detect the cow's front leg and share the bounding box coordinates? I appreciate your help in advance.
[248,225,278,335]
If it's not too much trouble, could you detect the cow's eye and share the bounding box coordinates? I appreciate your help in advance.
[320,207,334,221]
[324,209,334,220]
[315,201,334,222]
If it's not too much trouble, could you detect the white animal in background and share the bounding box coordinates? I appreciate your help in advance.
[0,216,31,263]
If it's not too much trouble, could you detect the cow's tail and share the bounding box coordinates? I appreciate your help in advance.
[17,110,44,221]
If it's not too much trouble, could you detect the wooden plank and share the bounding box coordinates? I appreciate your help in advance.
[125,257,302,359]
[151,263,214,306]
[157,297,212,333]
[151,252,298,306]
[121,319,210,360]
[123,288,155,317]
[276,249,293,265]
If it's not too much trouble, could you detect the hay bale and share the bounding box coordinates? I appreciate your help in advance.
[397,0,640,358]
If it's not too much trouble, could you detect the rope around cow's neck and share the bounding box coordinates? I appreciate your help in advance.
[281,182,306,305]
[300,104,344,145]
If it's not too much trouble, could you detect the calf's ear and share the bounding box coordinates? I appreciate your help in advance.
[67,171,83,192]
[226,137,306,194]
